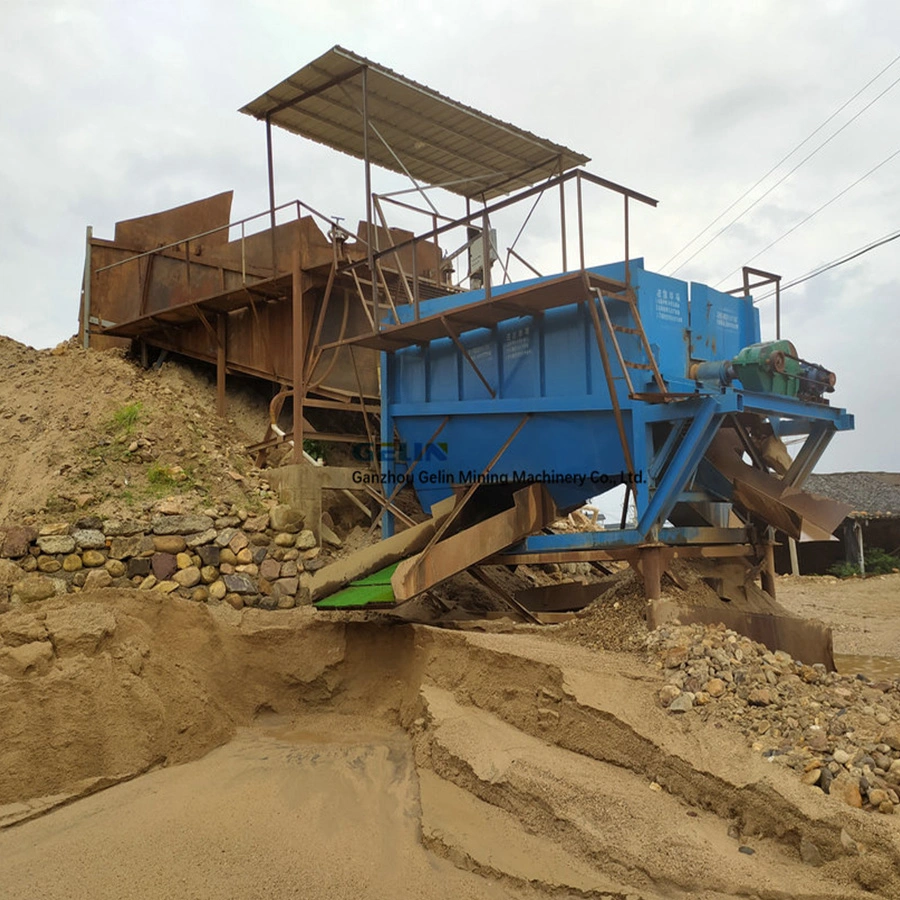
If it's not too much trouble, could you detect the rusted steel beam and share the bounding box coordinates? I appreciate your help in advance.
[585,297,635,482]
[488,544,756,566]
[292,250,304,463]
[365,415,451,538]
[266,66,365,117]
[409,414,532,571]
[469,566,541,624]
[439,315,495,398]
[216,314,227,416]
[391,483,548,601]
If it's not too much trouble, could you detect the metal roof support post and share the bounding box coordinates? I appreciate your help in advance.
[576,172,585,272]
[81,225,93,349]
[266,114,277,276]
[775,277,782,340]
[558,157,567,272]
[292,249,305,463]
[362,66,378,331]
[482,210,491,300]
[624,196,631,288]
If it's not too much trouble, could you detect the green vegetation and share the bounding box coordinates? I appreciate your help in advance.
[827,547,900,578]
[145,462,197,497]
[110,401,143,435]
[303,439,326,461]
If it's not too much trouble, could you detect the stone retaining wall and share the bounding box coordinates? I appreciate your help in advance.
[0,504,328,611]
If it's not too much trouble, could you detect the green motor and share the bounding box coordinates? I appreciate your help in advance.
[689,340,836,402]
[731,340,802,397]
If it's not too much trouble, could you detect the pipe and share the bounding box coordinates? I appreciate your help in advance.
[689,359,734,386]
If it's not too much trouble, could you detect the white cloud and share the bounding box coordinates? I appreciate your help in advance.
[0,0,896,467]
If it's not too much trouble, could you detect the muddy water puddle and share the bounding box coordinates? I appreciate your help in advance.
[835,653,900,681]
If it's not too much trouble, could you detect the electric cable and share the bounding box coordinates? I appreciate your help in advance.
[754,228,900,301]
[665,60,900,276]
[717,146,900,287]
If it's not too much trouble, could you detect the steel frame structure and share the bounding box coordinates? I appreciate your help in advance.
[82,49,854,604]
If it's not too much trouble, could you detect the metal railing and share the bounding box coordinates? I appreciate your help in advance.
[353,167,658,328]
[89,166,658,341]
[93,197,373,286]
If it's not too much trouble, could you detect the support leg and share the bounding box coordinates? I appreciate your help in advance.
[642,546,663,601]
[761,529,777,599]
[216,314,227,417]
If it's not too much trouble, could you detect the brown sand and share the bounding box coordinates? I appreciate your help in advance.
[0,716,529,900]
[0,334,271,523]
[3,590,900,899]
[776,572,900,658]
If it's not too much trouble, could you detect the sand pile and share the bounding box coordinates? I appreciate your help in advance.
[0,334,273,523]
[0,591,347,814]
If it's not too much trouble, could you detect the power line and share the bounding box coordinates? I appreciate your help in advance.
[715,145,900,287]
[661,51,900,272]
[666,62,900,276]
[755,228,900,301]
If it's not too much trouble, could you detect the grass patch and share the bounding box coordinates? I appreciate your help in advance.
[110,401,143,435]
[303,439,326,462]
[145,462,198,498]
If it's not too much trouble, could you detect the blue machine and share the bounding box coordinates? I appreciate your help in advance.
[378,259,853,555]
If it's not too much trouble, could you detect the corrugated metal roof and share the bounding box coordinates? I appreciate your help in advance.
[805,472,900,519]
[240,46,590,201]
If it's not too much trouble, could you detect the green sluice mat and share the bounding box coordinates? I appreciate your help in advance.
[314,563,400,609]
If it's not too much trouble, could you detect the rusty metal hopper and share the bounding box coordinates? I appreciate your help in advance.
[705,430,850,541]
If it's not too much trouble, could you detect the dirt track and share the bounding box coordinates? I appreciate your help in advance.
[777,572,900,659]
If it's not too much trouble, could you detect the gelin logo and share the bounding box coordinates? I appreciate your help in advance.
[351,441,449,464]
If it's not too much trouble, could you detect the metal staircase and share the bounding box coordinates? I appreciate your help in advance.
[591,287,667,396]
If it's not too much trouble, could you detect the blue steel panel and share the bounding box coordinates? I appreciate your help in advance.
[392,410,630,512]
[542,303,591,397]
[382,259,852,540]
[499,318,540,398]
[459,329,498,401]
[394,344,426,404]
[632,267,690,380]
[689,283,759,361]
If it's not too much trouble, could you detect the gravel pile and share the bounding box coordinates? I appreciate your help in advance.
[805,472,900,517]
[648,622,900,814]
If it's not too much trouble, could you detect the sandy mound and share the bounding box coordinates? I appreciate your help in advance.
[0,335,273,524]
[0,591,346,811]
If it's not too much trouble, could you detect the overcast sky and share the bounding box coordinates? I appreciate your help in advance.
[1,0,898,473]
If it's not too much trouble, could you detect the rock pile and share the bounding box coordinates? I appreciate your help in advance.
[0,502,338,611]
[648,622,900,815]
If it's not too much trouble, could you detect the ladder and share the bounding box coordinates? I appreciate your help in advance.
[591,287,667,397]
